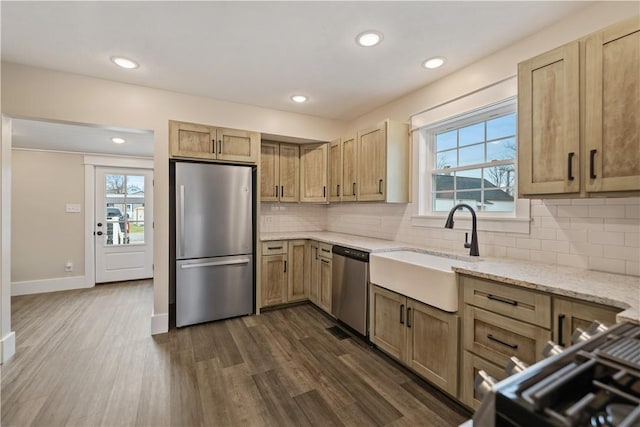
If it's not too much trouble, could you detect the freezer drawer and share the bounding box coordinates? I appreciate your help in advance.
[176,255,254,327]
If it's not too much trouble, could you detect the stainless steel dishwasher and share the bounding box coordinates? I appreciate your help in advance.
[331,245,369,336]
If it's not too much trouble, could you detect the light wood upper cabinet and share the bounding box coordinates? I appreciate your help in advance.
[328,135,358,202]
[328,139,342,202]
[170,120,259,163]
[517,18,640,198]
[585,18,640,193]
[260,142,299,202]
[552,297,619,347]
[518,41,580,196]
[370,284,459,396]
[287,240,308,302]
[357,123,387,201]
[300,143,328,203]
[357,120,410,203]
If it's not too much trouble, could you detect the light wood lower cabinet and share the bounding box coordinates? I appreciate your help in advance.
[370,284,459,396]
[461,350,507,410]
[261,253,287,307]
[261,240,308,308]
[308,241,320,305]
[287,240,308,303]
[552,296,619,347]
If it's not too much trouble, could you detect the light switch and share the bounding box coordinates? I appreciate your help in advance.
[66,204,81,213]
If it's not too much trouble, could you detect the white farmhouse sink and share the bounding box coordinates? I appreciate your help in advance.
[370,250,471,312]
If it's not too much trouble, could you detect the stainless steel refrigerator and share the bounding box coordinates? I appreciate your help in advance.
[174,162,254,327]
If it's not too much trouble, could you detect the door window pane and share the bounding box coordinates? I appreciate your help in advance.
[104,174,145,245]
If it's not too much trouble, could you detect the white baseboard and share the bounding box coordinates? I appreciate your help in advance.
[1,331,16,363]
[151,311,168,335]
[12,275,92,296]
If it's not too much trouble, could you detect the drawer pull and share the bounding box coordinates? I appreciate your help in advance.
[267,246,283,250]
[321,259,330,264]
[487,334,518,350]
[321,248,330,253]
[400,304,405,324]
[487,294,518,306]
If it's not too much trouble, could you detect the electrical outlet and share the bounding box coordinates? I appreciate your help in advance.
[65,261,73,272]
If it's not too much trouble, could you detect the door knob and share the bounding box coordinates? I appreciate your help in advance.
[96,231,103,236]
[97,222,103,227]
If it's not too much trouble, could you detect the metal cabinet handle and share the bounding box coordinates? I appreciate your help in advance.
[323,186,326,198]
[590,149,597,179]
[407,307,412,328]
[212,139,216,154]
[267,246,283,250]
[321,259,329,264]
[315,247,318,260]
[281,186,284,197]
[487,294,518,306]
[337,184,340,196]
[400,304,405,324]
[218,139,222,154]
[321,248,330,253]
[558,314,566,347]
[567,152,575,181]
[352,182,356,196]
[487,334,518,350]
[284,260,287,272]
[179,185,185,257]
[378,179,384,194]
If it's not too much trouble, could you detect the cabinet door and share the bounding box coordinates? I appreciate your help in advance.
[318,257,332,313]
[518,42,580,196]
[300,144,328,203]
[460,350,507,410]
[279,144,300,202]
[308,242,319,304]
[287,240,308,302]
[261,254,287,307]
[585,19,640,193]
[357,123,386,201]
[553,297,619,347]
[406,299,459,396]
[169,121,215,160]
[216,128,259,163]
[369,285,406,361]
[260,142,279,202]
[342,135,358,202]
[328,139,342,202]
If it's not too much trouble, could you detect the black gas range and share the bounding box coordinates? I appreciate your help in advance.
[491,322,640,427]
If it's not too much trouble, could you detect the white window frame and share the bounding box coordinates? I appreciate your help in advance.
[412,97,530,234]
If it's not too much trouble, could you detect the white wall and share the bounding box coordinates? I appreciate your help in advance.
[1,62,347,334]
[12,150,85,283]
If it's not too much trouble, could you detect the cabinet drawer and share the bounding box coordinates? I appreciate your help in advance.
[460,350,507,410]
[464,305,550,368]
[462,275,551,328]
[262,241,287,255]
[318,242,332,259]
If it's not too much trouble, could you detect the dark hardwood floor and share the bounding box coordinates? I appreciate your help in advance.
[1,280,469,426]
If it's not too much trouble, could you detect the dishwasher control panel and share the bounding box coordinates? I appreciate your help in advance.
[332,245,369,262]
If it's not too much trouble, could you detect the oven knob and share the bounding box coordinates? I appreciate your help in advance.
[571,327,592,345]
[474,370,497,401]
[542,341,565,358]
[505,356,528,376]
[586,321,608,336]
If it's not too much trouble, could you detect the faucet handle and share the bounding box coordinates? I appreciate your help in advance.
[464,232,471,249]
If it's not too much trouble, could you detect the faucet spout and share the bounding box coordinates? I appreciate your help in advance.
[444,203,479,256]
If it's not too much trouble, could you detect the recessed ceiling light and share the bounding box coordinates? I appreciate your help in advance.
[110,56,139,69]
[356,31,383,47]
[291,95,308,103]
[422,57,446,69]
[111,137,126,144]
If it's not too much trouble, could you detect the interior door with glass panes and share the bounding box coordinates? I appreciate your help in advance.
[95,167,153,283]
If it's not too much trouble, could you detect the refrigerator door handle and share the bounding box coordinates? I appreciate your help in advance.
[179,185,185,257]
[180,258,251,269]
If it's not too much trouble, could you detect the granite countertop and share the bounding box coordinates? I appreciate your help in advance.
[260,231,640,324]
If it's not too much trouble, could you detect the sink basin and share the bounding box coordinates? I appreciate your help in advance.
[369,250,470,312]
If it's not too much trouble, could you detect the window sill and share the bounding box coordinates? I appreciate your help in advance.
[411,214,530,234]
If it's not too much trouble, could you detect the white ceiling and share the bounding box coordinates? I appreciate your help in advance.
[3,1,594,122]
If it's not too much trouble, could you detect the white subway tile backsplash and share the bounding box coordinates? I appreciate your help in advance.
[263,197,639,277]
[589,257,626,275]
[589,205,626,219]
[589,230,626,246]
